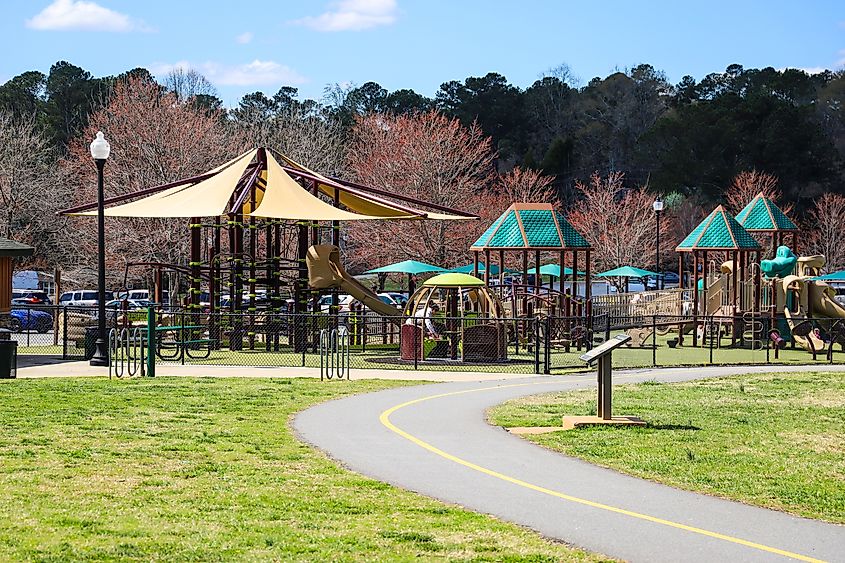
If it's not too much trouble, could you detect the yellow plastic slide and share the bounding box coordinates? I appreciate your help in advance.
[809,283,845,320]
[306,244,403,323]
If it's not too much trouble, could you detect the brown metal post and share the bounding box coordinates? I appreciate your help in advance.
[585,249,592,325]
[189,217,201,310]
[498,250,505,285]
[678,253,684,345]
[693,251,699,347]
[533,249,541,294]
[484,249,491,286]
[295,221,309,352]
[473,250,479,279]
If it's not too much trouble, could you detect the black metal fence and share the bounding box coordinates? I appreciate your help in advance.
[11,305,845,373]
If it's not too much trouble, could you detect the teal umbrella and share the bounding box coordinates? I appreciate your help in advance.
[364,260,445,275]
[813,270,845,281]
[525,264,585,277]
[595,266,658,293]
[595,266,658,279]
[363,260,446,296]
[450,262,512,275]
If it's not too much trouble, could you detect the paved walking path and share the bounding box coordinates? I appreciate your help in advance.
[295,365,845,563]
[16,358,541,381]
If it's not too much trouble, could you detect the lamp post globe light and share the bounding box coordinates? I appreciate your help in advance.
[653,198,664,290]
[89,131,110,367]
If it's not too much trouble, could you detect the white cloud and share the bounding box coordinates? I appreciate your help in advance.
[150,60,307,87]
[236,31,253,44]
[292,0,397,32]
[26,0,150,32]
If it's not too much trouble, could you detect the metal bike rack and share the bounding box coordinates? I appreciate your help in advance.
[108,327,147,379]
[319,326,350,380]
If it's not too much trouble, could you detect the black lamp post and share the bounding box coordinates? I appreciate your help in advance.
[89,131,110,367]
[653,197,664,290]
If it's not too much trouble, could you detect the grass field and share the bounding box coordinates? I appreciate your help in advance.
[489,371,845,524]
[0,377,606,561]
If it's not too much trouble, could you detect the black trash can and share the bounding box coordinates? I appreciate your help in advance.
[0,328,17,379]
[84,326,99,360]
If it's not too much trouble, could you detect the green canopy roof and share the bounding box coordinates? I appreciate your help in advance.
[735,193,798,232]
[525,264,584,277]
[364,260,445,275]
[422,272,485,288]
[0,237,34,258]
[471,202,590,250]
[676,205,761,251]
[595,266,658,279]
[813,270,845,281]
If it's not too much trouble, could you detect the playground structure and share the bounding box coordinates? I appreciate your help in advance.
[401,272,509,362]
[61,145,844,366]
[64,147,473,353]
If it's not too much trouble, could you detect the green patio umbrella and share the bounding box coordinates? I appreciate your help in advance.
[364,259,446,296]
[450,262,511,275]
[813,270,845,281]
[595,266,658,293]
[525,264,585,277]
[364,260,446,275]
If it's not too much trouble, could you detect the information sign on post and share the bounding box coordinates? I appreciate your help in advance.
[561,334,646,430]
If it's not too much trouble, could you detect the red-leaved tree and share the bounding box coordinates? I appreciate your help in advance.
[568,172,676,288]
[61,76,245,286]
[344,111,500,271]
[806,193,845,273]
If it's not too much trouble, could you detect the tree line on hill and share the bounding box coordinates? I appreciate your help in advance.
[0,60,843,286]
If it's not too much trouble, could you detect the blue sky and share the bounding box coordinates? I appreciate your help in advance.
[2,0,843,107]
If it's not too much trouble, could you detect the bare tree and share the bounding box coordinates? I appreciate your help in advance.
[345,111,497,271]
[0,112,52,239]
[163,68,218,102]
[568,171,676,289]
[806,193,845,273]
[60,76,244,287]
[724,170,789,214]
[238,105,346,175]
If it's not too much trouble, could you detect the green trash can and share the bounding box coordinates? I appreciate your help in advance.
[0,328,17,379]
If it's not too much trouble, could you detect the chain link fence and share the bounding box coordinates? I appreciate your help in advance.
[12,304,845,373]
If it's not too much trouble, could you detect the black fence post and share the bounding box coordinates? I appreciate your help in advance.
[413,321,418,370]
[765,316,771,364]
[544,316,551,374]
[301,315,306,367]
[652,314,657,367]
[709,318,714,365]
[534,317,540,374]
[62,306,68,359]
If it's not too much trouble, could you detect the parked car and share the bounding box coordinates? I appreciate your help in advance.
[382,292,409,309]
[11,289,51,305]
[646,272,681,290]
[59,290,114,307]
[9,308,53,333]
[105,298,151,310]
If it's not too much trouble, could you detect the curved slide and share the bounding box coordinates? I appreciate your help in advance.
[306,244,403,323]
[781,275,845,352]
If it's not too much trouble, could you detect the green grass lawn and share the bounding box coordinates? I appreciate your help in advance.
[489,371,845,524]
[0,377,607,562]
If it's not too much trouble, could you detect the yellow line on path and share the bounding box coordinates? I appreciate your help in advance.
[379,382,825,563]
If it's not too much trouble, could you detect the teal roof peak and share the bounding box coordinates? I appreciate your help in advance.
[676,205,761,251]
[471,202,590,250]
[735,193,798,232]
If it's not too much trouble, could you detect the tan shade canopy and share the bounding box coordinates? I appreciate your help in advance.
[247,153,417,220]
[75,150,258,218]
[69,147,474,221]
[277,152,472,221]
